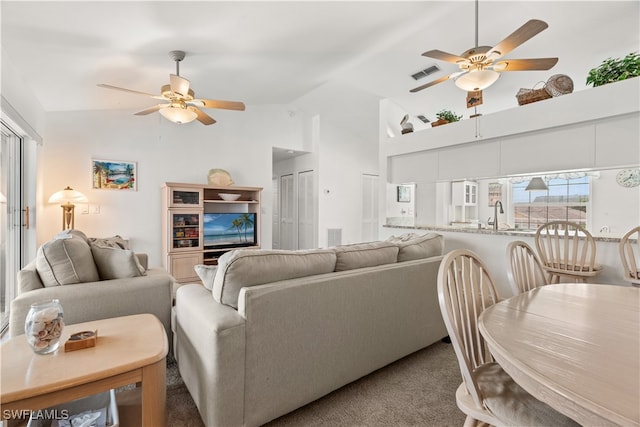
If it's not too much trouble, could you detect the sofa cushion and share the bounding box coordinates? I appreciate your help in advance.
[90,244,146,280]
[213,249,337,308]
[35,233,100,287]
[333,241,399,271]
[194,264,218,290]
[394,233,444,262]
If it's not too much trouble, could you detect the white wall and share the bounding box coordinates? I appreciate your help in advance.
[591,169,640,234]
[317,120,379,247]
[37,106,307,266]
[1,47,46,262]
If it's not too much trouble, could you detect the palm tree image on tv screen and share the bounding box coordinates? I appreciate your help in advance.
[204,213,256,249]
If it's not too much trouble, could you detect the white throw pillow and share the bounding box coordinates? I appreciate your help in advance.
[194,264,217,290]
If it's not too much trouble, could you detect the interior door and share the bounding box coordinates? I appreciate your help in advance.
[279,174,295,250]
[1,119,37,333]
[272,177,280,249]
[298,170,315,249]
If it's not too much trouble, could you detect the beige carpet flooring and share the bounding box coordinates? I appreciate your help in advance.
[165,340,466,427]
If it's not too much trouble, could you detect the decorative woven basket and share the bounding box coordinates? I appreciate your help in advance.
[516,82,552,105]
[545,74,574,97]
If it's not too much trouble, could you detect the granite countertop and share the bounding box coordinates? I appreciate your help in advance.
[383,223,624,243]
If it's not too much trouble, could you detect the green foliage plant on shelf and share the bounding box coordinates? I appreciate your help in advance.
[436,109,463,123]
[586,52,640,87]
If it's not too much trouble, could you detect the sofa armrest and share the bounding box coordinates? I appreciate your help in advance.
[17,261,44,294]
[173,284,246,427]
[9,268,172,339]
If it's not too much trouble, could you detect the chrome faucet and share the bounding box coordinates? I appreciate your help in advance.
[493,201,504,230]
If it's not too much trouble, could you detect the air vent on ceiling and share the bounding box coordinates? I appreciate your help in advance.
[417,115,430,123]
[411,65,440,81]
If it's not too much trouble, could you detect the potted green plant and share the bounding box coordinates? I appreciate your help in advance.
[586,52,640,87]
[432,109,463,127]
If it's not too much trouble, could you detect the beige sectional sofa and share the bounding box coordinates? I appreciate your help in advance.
[10,230,173,343]
[173,233,447,427]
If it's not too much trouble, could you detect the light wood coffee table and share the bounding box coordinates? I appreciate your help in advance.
[1,313,168,426]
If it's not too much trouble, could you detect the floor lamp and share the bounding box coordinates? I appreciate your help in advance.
[48,186,88,230]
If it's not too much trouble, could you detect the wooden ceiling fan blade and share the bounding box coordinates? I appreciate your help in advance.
[493,57,558,71]
[97,83,157,97]
[170,74,191,97]
[134,104,167,116]
[410,71,466,93]
[190,107,217,125]
[197,99,246,111]
[422,49,468,64]
[486,19,549,59]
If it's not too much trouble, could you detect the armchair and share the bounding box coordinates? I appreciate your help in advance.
[9,231,173,344]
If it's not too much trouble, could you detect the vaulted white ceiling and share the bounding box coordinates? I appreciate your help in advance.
[2,1,638,141]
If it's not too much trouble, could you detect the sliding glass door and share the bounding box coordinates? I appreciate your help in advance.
[1,120,36,334]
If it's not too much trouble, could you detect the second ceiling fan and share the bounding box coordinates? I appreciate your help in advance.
[410,2,558,93]
[98,50,245,125]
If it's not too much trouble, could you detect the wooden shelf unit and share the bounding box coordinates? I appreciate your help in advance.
[162,182,262,283]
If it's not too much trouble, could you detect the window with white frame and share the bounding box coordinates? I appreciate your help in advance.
[512,174,590,230]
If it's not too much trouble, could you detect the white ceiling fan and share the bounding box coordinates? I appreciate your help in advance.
[98,50,245,125]
[410,1,558,93]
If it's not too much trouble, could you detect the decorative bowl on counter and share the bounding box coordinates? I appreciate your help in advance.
[219,193,241,201]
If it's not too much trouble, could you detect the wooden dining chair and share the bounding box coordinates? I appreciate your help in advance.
[534,221,602,283]
[437,249,579,427]
[506,240,549,295]
[619,225,640,287]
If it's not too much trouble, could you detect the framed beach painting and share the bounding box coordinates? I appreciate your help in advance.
[92,159,137,190]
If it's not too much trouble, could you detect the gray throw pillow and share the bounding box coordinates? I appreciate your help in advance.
[90,244,146,280]
[88,235,129,249]
[194,264,217,290]
[35,234,100,286]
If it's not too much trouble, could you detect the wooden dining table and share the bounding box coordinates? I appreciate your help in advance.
[479,283,640,427]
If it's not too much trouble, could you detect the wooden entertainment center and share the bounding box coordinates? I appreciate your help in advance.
[161,182,262,283]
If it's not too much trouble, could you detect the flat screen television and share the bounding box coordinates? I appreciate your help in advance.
[203,212,257,249]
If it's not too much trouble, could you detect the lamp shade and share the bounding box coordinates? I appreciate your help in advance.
[159,106,197,124]
[525,177,549,191]
[455,69,500,91]
[48,186,88,204]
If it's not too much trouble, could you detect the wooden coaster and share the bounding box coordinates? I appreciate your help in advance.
[64,329,98,352]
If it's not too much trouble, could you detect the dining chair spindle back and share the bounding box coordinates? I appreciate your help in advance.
[506,240,549,295]
[534,221,602,283]
[619,225,640,287]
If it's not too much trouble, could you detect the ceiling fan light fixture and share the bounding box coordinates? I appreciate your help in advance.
[159,104,198,124]
[454,69,500,91]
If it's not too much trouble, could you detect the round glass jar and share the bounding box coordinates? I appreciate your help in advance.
[24,299,65,354]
